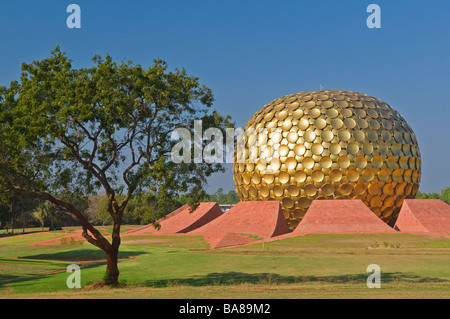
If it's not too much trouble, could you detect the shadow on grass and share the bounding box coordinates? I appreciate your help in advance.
[0,249,147,288]
[0,271,69,289]
[143,271,449,288]
[20,249,147,261]
[0,230,46,238]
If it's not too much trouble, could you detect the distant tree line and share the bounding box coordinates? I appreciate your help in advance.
[0,188,240,232]
[4,186,449,232]
[178,188,240,206]
[206,188,240,204]
[0,192,89,233]
[416,187,450,204]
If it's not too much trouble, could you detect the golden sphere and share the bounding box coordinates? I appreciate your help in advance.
[233,90,421,230]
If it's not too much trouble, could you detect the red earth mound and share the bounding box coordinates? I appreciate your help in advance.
[291,199,396,235]
[122,202,224,235]
[394,199,450,236]
[188,201,290,248]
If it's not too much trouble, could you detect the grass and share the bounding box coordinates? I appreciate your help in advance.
[4,281,450,299]
[0,228,449,298]
[0,233,63,246]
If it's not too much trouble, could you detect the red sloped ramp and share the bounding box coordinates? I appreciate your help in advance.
[293,199,396,234]
[188,201,290,248]
[123,204,190,235]
[122,202,223,235]
[394,199,450,235]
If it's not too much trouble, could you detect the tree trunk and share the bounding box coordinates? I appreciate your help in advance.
[9,186,126,287]
[104,216,122,286]
[105,248,120,286]
[9,204,14,234]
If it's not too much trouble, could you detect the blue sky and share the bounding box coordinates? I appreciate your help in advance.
[0,0,449,194]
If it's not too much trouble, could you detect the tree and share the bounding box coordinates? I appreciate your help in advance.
[0,193,21,234]
[34,202,65,231]
[225,190,240,204]
[94,195,115,226]
[0,202,8,231]
[125,191,165,225]
[440,187,450,204]
[33,205,47,231]
[416,187,450,205]
[205,188,240,204]
[32,192,88,230]
[83,193,105,225]
[416,191,439,199]
[0,46,232,285]
[15,197,39,233]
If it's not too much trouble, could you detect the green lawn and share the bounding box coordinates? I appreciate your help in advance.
[0,229,449,298]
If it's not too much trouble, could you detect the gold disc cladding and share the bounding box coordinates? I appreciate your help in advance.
[233,90,421,230]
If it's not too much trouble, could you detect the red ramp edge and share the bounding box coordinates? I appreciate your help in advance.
[394,199,450,236]
[292,199,396,235]
[122,202,223,236]
[188,201,290,249]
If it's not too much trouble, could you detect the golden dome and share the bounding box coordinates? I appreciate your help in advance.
[233,90,421,230]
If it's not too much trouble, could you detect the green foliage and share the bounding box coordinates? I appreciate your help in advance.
[94,191,182,226]
[440,187,450,204]
[31,193,88,230]
[416,191,439,199]
[177,188,240,206]
[125,191,167,225]
[416,187,450,204]
[49,224,63,231]
[0,45,232,218]
[60,236,84,246]
[0,193,39,231]
[207,188,240,204]
[94,195,116,226]
[0,46,233,284]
